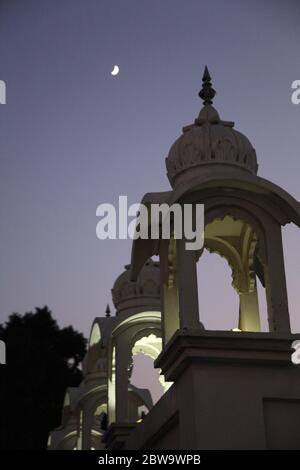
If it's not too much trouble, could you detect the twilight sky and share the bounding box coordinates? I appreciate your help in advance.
[0,0,299,397]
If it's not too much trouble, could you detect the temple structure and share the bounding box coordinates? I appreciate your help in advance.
[50,68,300,450]
[48,261,165,450]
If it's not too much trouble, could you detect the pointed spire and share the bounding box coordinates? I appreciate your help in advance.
[202,65,211,82]
[198,65,216,106]
[105,304,111,318]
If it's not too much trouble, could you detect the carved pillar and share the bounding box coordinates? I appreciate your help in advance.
[108,343,116,424]
[115,335,131,422]
[263,223,290,333]
[82,406,94,450]
[160,239,180,346]
[238,279,260,332]
[76,411,83,450]
[162,282,180,344]
[176,237,201,329]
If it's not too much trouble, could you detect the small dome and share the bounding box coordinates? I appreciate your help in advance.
[111,260,160,315]
[165,68,258,188]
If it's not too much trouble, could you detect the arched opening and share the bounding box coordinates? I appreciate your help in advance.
[197,250,239,330]
[93,403,107,432]
[107,313,167,424]
[89,323,101,347]
[197,215,266,332]
[130,354,163,406]
[130,334,164,406]
[91,404,107,449]
[130,332,172,409]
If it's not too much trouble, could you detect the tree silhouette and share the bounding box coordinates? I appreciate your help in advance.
[0,306,86,449]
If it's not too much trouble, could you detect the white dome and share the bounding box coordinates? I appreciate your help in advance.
[111,260,160,315]
[166,104,258,188]
[166,68,258,188]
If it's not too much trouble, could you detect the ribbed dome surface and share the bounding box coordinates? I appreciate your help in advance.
[166,104,258,188]
[111,260,160,314]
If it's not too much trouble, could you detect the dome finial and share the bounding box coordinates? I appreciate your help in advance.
[105,304,111,318]
[199,65,216,105]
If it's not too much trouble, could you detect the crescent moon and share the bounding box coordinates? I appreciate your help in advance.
[111,65,120,76]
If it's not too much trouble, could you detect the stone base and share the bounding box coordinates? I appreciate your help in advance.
[119,330,300,449]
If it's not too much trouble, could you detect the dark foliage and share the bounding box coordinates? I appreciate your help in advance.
[0,306,86,449]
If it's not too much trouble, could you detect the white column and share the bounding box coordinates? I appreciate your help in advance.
[115,335,131,422]
[263,224,290,333]
[176,238,201,329]
[238,280,261,332]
